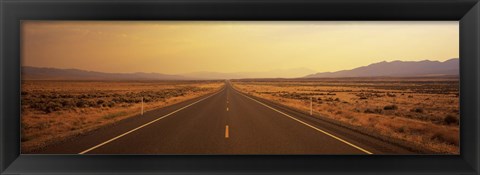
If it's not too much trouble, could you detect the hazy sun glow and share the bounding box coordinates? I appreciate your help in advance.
[22,21,459,76]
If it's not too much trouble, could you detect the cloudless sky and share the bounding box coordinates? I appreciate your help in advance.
[22,21,459,75]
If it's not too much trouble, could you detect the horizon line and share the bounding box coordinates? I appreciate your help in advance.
[22,58,459,75]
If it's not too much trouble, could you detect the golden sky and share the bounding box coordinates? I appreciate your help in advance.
[22,21,458,75]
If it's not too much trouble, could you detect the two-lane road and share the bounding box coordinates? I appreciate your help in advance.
[37,81,413,154]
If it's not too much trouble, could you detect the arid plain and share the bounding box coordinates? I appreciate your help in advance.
[21,80,224,153]
[232,77,459,154]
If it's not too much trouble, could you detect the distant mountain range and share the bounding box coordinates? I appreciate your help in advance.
[304,58,459,78]
[22,67,188,80]
[21,67,316,80]
[22,59,459,80]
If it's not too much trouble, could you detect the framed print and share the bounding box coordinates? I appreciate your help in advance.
[1,0,479,174]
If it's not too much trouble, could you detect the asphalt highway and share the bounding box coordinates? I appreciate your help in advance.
[36,81,413,154]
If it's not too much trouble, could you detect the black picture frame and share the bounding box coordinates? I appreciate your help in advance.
[1,0,479,174]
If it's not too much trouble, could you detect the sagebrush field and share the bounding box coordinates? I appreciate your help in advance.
[21,80,224,153]
[232,77,459,154]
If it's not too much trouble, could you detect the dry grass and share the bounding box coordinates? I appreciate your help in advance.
[21,80,224,153]
[232,78,459,154]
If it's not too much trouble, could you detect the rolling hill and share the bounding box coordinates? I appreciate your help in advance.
[304,58,459,78]
[23,59,458,80]
[22,66,316,80]
[22,67,188,80]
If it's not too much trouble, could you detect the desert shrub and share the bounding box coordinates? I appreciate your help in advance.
[387,93,396,97]
[431,131,459,145]
[48,94,59,99]
[408,95,413,98]
[84,100,97,108]
[43,101,62,113]
[396,126,406,133]
[76,100,87,108]
[59,98,75,108]
[112,97,122,103]
[384,105,398,110]
[127,97,135,103]
[364,108,375,113]
[375,93,385,97]
[373,108,383,114]
[103,111,127,119]
[107,101,115,108]
[143,97,152,103]
[60,94,74,98]
[113,97,135,103]
[444,115,459,125]
[96,99,105,105]
[410,108,424,113]
[88,100,98,107]
[364,108,382,114]
[133,98,142,103]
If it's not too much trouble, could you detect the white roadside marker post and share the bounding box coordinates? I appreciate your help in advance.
[310,96,313,116]
[141,97,144,115]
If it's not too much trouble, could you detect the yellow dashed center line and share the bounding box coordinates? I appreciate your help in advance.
[225,125,229,138]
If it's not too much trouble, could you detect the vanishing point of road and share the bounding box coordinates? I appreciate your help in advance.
[36,81,413,154]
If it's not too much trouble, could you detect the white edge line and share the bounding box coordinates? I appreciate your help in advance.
[78,90,222,154]
[234,89,373,155]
